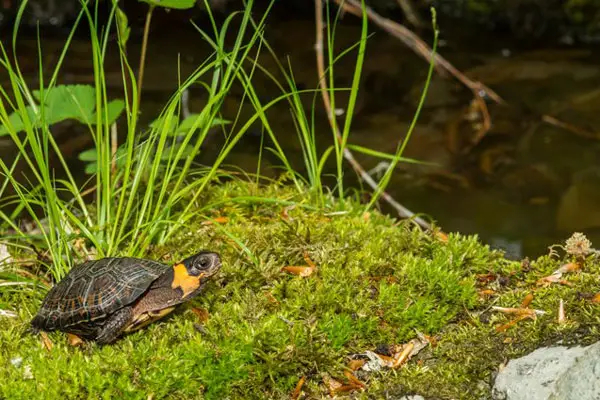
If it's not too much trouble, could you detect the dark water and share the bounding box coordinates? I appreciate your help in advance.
[2,16,600,259]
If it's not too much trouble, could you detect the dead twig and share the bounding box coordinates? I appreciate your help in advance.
[315,0,431,230]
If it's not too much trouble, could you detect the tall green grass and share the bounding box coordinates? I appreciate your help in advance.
[0,0,436,283]
[0,0,276,280]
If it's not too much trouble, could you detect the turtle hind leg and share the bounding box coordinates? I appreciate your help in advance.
[95,307,133,345]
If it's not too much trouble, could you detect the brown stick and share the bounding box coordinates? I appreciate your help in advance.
[315,0,431,230]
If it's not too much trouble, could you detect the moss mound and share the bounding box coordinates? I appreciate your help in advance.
[1,181,599,399]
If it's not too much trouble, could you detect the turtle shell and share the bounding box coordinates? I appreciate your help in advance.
[32,257,169,333]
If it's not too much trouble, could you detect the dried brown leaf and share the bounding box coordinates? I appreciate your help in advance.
[303,252,316,269]
[201,216,229,226]
[40,332,53,351]
[343,370,365,388]
[492,306,537,316]
[67,333,84,347]
[348,359,366,371]
[555,262,581,274]
[324,376,359,396]
[536,274,573,287]
[495,313,534,333]
[392,341,415,368]
[282,266,315,277]
[291,375,305,400]
[520,293,534,308]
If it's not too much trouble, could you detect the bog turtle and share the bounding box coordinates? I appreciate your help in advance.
[31,251,221,344]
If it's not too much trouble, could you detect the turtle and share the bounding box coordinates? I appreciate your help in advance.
[31,251,221,344]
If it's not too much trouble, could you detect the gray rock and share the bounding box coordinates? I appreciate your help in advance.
[493,342,600,400]
[551,342,600,400]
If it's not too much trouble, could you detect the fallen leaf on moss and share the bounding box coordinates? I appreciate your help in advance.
[283,253,317,277]
[359,335,430,372]
[392,341,415,368]
[303,252,316,269]
[536,274,573,287]
[591,293,600,303]
[348,359,366,371]
[343,370,365,389]
[495,313,535,333]
[492,306,543,316]
[40,332,53,351]
[555,262,581,274]
[536,263,580,287]
[290,375,305,400]
[478,289,496,297]
[67,333,83,347]
[324,375,360,396]
[493,291,547,332]
[281,266,315,277]
[201,216,229,225]
[520,293,534,308]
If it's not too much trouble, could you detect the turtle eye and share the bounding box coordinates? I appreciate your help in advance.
[197,256,210,269]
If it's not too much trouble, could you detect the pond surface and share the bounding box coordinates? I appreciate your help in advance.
[2,15,600,259]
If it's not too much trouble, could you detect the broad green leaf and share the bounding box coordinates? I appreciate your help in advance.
[34,85,96,125]
[84,163,98,175]
[78,148,98,162]
[138,0,196,10]
[2,84,124,135]
[93,99,126,125]
[0,106,37,136]
[115,4,131,47]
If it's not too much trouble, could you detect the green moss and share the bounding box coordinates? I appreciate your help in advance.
[2,180,600,399]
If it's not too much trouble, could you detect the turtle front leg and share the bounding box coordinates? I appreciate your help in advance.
[95,307,133,345]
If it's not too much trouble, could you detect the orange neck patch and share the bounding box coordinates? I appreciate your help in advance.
[171,263,204,298]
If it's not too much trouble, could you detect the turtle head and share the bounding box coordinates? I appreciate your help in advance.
[182,251,221,279]
[170,251,221,299]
